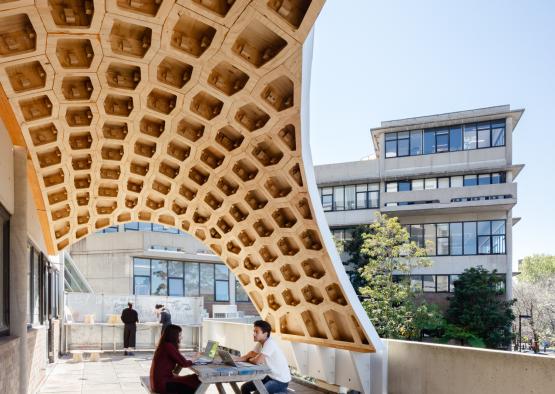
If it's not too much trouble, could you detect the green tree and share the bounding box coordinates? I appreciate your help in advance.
[446,266,515,349]
[350,213,438,339]
[519,254,555,283]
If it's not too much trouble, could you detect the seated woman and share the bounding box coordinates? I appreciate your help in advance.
[150,324,201,394]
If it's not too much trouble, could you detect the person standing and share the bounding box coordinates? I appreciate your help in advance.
[121,302,139,356]
[155,304,172,334]
[238,320,291,394]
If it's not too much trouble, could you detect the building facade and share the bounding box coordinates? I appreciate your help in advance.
[69,223,258,316]
[314,105,523,306]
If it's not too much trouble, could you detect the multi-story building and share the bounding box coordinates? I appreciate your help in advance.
[69,223,258,316]
[314,105,523,306]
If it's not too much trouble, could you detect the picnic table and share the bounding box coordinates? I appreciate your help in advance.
[191,363,271,394]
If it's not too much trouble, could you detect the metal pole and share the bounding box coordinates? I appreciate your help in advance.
[518,315,522,352]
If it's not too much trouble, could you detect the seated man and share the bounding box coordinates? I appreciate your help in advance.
[239,320,291,394]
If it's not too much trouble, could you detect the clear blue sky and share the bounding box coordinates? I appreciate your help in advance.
[308,0,555,266]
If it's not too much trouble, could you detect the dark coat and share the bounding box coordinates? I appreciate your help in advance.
[160,308,172,330]
[121,307,139,325]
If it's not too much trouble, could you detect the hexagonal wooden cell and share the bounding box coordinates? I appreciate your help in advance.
[0,1,378,354]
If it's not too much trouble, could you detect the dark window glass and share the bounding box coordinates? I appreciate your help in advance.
[464,124,477,150]
[398,137,409,157]
[463,222,477,255]
[423,130,436,154]
[398,181,411,192]
[478,174,491,185]
[491,172,505,184]
[449,275,459,292]
[385,140,397,158]
[168,278,184,297]
[410,225,424,248]
[134,277,150,295]
[322,195,333,212]
[449,127,462,151]
[450,223,463,255]
[410,131,422,155]
[215,264,229,280]
[436,130,449,152]
[492,126,505,146]
[463,175,477,187]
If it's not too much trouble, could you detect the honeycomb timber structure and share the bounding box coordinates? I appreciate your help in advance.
[0,0,376,352]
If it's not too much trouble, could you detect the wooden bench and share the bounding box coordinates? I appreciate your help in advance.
[69,350,102,362]
[140,376,156,393]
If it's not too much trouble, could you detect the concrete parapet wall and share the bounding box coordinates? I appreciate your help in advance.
[386,339,555,394]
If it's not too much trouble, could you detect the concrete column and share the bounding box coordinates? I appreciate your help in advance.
[9,146,29,394]
[229,274,236,305]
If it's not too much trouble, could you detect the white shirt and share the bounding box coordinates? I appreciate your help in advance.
[254,337,291,383]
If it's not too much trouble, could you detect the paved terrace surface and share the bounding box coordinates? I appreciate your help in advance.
[37,352,324,394]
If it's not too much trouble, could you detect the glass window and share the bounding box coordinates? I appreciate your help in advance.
[423,275,436,292]
[478,235,491,254]
[334,187,344,211]
[168,261,183,278]
[124,222,139,231]
[424,224,436,255]
[322,195,333,212]
[200,264,215,302]
[398,181,411,192]
[438,177,450,189]
[478,174,491,185]
[356,192,367,208]
[134,276,150,295]
[491,172,505,184]
[168,278,184,297]
[449,275,459,292]
[451,176,463,188]
[423,130,436,154]
[437,236,449,256]
[368,183,380,191]
[386,182,398,193]
[492,125,505,146]
[368,191,379,208]
[236,281,249,302]
[463,222,477,255]
[410,130,422,155]
[463,175,477,187]
[492,220,505,235]
[463,124,477,150]
[410,275,423,292]
[449,127,462,151]
[477,124,491,148]
[492,235,506,254]
[215,281,229,302]
[139,222,152,231]
[356,184,368,192]
[215,264,229,280]
[436,130,449,153]
[437,275,449,292]
[425,178,437,190]
[477,221,491,236]
[410,225,424,248]
[450,222,463,255]
[134,258,150,276]
[437,223,449,237]
[345,185,356,210]
[385,136,397,158]
[151,260,168,296]
[185,263,200,296]
[397,133,409,157]
[411,179,424,191]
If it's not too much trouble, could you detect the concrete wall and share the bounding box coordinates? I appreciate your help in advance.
[386,339,555,394]
[0,326,54,394]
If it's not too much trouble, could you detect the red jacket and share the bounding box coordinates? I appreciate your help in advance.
[150,342,200,394]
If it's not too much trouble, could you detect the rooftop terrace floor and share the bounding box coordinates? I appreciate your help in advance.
[37,352,324,394]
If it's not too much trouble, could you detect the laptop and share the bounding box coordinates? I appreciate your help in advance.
[218,349,253,368]
[194,340,219,364]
